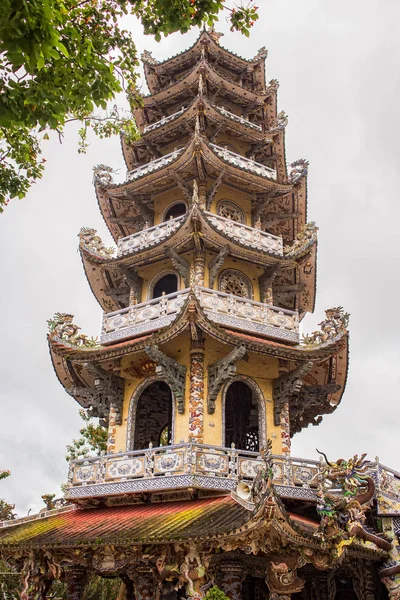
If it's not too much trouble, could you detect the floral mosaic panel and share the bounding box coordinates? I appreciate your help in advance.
[105,457,145,479]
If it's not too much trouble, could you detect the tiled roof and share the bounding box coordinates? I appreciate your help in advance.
[0,497,250,548]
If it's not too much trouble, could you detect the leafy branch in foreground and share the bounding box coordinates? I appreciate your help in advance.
[65,409,108,462]
[0,470,16,522]
[0,0,258,211]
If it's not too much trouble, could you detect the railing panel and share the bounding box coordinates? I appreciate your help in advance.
[196,287,299,343]
[117,215,185,257]
[204,211,283,255]
[210,144,277,180]
[101,289,190,344]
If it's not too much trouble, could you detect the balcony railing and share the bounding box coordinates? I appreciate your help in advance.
[117,215,185,257]
[65,443,321,500]
[143,107,187,133]
[210,144,277,180]
[65,444,400,513]
[101,289,190,344]
[216,106,262,132]
[204,210,283,255]
[100,288,299,345]
[127,148,183,181]
[196,287,299,343]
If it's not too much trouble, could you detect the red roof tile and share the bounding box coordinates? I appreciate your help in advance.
[0,497,250,548]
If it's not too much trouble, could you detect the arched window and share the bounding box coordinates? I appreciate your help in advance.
[217,199,245,223]
[152,272,178,299]
[224,380,260,452]
[164,202,187,221]
[132,381,173,449]
[219,269,252,299]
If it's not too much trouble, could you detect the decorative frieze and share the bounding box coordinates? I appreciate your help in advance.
[143,106,187,133]
[207,345,247,413]
[127,148,183,181]
[216,106,263,131]
[210,143,277,180]
[101,288,190,344]
[205,210,283,255]
[117,215,185,257]
[197,286,299,343]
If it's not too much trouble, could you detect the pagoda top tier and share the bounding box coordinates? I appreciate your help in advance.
[141,29,268,96]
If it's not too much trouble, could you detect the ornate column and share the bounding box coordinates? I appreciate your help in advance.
[188,338,205,443]
[218,561,245,600]
[193,250,205,287]
[120,575,136,600]
[65,566,87,600]
[107,402,118,453]
[269,595,291,600]
[280,402,291,454]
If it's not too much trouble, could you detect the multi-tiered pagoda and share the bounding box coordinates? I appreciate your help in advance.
[1,30,400,600]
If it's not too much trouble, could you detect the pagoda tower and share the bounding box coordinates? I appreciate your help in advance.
[1,31,400,600]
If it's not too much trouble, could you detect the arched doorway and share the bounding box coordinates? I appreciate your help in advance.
[133,381,173,449]
[164,202,186,221]
[152,273,178,299]
[224,380,260,451]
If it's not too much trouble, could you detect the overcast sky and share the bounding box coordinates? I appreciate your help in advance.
[1,0,399,516]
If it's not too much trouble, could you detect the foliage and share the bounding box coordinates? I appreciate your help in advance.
[65,409,108,462]
[83,574,122,600]
[0,470,16,522]
[205,586,230,600]
[0,0,258,211]
[0,560,20,600]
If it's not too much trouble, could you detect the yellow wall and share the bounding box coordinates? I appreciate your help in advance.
[112,333,283,456]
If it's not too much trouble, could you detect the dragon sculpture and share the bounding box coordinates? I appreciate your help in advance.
[283,221,318,257]
[92,163,115,186]
[302,307,349,346]
[47,313,99,348]
[78,227,115,258]
[289,159,309,183]
[315,451,388,553]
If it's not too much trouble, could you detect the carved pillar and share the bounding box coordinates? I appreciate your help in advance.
[351,561,376,600]
[311,571,336,600]
[218,561,244,600]
[193,251,205,287]
[132,567,154,600]
[280,401,291,454]
[198,183,207,210]
[65,566,87,600]
[107,402,118,453]
[188,339,205,443]
[269,595,291,600]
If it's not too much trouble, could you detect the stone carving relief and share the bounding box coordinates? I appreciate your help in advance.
[219,269,252,299]
[217,199,245,223]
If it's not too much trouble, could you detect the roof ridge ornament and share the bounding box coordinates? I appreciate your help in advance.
[289,159,309,184]
[93,164,116,187]
[302,307,350,346]
[79,227,115,258]
[141,49,159,65]
[47,313,99,348]
[283,221,318,257]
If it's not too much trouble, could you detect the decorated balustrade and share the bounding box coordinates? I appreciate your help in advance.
[216,106,263,131]
[204,210,283,255]
[196,287,299,343]
[127,148,184,181]
[65,444,400,512]
[65,443,321,501]
[101,288,190,344]
[101,287,299,344]
[210,143,277,180]
[117,215,185,257]
[143,106,187,133]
